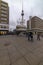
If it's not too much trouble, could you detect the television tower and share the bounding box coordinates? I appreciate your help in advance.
[21,0,24,25]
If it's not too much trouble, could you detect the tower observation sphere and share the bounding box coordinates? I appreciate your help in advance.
[21,10,24,16]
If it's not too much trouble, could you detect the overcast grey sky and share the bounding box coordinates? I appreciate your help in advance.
[2,0,43,30]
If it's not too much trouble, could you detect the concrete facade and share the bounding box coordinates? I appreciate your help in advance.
[31,16,43,30]
[27,20,29,29]
[27,16,43,31]
[0,0,9,34]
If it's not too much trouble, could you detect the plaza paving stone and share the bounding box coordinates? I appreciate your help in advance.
[0,35,43,65]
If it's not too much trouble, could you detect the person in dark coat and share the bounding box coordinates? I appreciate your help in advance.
[29,32,33,41]
[28,32,33,41]
[37,32,40,40]
[28,32,30,40]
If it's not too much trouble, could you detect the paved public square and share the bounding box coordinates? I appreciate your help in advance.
[0,35,43,65]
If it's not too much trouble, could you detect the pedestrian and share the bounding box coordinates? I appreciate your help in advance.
[28,32,30,40]
[28,32,33,41]
[30,32,33,41]
[37,32,40,40]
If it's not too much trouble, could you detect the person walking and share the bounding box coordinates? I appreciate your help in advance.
[28,32,30,40]
[30,32,33,41]
[37,32,40,40]
[28,32,33,41]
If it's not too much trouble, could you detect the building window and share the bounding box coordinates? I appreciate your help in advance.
[1,1,8,7]
[1,18,7,20]
[1,10,7,13]
[4,26,6,28]
[1,4,7,7]
[0,26,1,28]
[1,7,7,10]
[1,26,3,28]
[1,14,7,17]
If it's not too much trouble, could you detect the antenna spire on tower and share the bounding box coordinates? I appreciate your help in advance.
[22,0,23,11]
[21,0,24,25]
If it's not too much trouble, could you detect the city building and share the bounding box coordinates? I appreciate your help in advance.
[27,16,43,31]
[27,20,29,29]
[0,0,9,34]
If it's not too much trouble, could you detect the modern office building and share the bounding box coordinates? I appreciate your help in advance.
[27,20,29,29]
[27,16,43,31]
[0,0,9,34]
[31,16,43,30]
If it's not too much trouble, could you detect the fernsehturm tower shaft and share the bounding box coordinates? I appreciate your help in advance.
[21,0,24,25]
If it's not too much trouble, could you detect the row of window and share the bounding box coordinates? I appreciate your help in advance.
[0,21,8,24]
[1,10,7,13]
[1,14,7,17]
[1,7,8,10]
[0,25,8,29]
[1,4,8,8]
[1,18,7,20]
[0,26,6,28]
[1,1,8,7]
